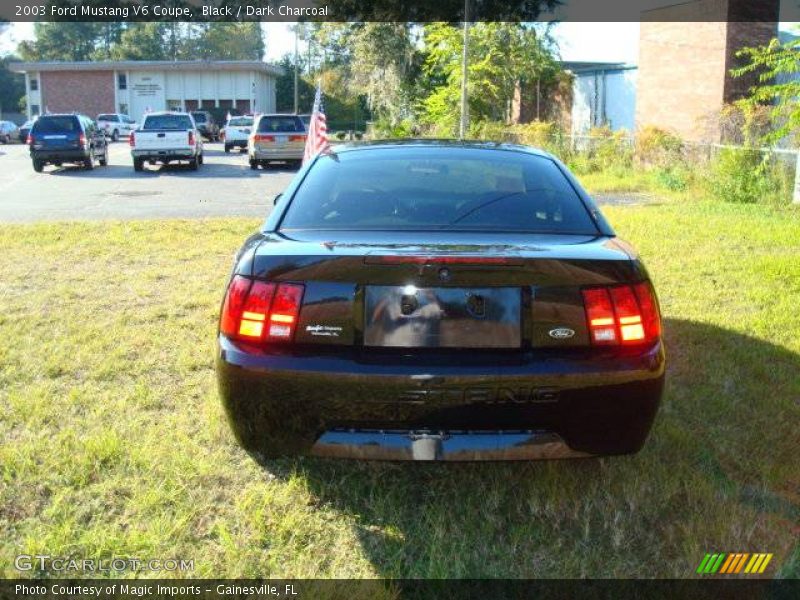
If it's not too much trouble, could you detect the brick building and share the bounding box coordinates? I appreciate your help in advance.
[636,0,778,142]
[10,60,282,123]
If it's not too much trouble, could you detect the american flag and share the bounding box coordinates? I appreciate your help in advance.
[303,84,331,164]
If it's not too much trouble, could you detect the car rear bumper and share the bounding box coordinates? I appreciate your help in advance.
[216,336,665,460]
[250,148,304,161]
[31,149,90,162]
[226,139,248,147]
[132,150,196,160]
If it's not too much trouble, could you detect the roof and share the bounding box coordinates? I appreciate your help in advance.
[329,138,555,159]
[560,61,637,74]
[9,60,283,77]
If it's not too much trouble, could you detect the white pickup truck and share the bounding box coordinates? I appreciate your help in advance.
[130,112,204,172]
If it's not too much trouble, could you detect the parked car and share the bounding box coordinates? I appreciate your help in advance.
[0,121,19,144]
[28,114,108,172]
[247,114,306,169]
[190,110,220,142]
[97,113,137,141]
[130,111,203,172]
[216,141,665,461]
[19,118,37,143]
[222,115,254,153]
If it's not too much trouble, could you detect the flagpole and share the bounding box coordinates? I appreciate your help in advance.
[459,0,470,140]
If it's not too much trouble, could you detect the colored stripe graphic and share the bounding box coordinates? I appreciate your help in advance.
[710,553,726,573]
[697,554,712,574]
[719,554,736,574]
[758,554,773,573]
[745,554,760,573]
[734,553,750,573]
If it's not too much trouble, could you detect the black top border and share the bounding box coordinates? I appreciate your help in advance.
[0,0,792,23]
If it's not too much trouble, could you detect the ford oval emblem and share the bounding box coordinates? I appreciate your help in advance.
[549,327,575,339]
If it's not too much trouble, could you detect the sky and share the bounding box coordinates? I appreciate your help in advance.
[1,21,642,64]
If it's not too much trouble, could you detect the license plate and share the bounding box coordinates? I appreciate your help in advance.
[275,135,287,143]
[364,286,522,348]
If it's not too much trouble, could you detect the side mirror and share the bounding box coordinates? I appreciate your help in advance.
[273,193,283,206]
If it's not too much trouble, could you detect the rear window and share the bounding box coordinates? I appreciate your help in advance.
[143,114,194,130]
[98,114,117,122]
[32,116,80,134]
[191,112,207,123]
[257,116,304,133]
[280,147,599,234]
[228,117,253,127]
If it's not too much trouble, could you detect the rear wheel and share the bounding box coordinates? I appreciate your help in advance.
[84,155,94,170]
[224,144,231,153]
[249,158,258,170]
[32,159,43,173]
[111,129,119,142]
[189,157,199,171]
[133,158,144,172]
[198,153,204,166]
[99,146,108,166]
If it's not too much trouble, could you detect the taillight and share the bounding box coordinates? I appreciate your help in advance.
[129,131,135,147]
[267,284,303,339]
[79,133,87,147]
[582,283,661,346]
[220,276,304,343]
[254,134,275,142]
[288,134,306,142]
[582,288,617,345]
[26,134,33,145]
[188,131,195,146]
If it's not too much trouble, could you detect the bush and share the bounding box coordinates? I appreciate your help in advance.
[467,120,511,142]
[705,147,788,204]
[636,126,683,167]
[512,121,571,158]
[652,166,692,192]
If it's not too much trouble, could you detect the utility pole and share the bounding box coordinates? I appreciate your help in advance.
[293,27,299,114]
[459,0,470,139]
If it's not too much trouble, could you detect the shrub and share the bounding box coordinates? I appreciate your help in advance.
[636,126,683,167]
[704,147,788,204]
[467,120,511,142]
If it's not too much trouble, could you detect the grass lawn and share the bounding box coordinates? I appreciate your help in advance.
[1,200,798,581]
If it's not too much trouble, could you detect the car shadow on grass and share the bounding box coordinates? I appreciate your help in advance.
[258,318,799,578]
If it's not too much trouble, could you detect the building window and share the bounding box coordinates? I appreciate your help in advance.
[119,103,129,115]
[118,73,127,90]
[30,104,40,116]
[29,78,38,91]
[167,100,182,111]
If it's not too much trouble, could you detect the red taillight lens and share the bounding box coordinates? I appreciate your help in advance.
[79,133,87,146]
[582,288,617,345]
[254,134,275,142]
[188,131,195,146]
[288,134,306,142]
[220,277,303,343]
[633,282,661,340]
[129,131,135,147]
[268,284,304,339]
[582,283,661,346]
[26,134,33,145]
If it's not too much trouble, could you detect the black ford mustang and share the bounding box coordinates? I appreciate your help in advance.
[216,141,664,461]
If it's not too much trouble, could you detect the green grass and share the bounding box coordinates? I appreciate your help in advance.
[1,202,799,580]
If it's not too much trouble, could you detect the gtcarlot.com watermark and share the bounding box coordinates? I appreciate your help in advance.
[15,554,194,573]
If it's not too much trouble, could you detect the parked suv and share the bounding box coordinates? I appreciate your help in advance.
[190,111,220,142]
[29,114,109,172]
[97,113,137,142]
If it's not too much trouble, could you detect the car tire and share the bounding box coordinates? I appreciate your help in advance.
[111,129,119,142]
[99,147,109,166]
[224,144,231,153]
[189,157,199,171]
[133,158,144,172]
[249,158,257,170]
[84,155,95,170]
[198,153,204,166]
[32,159,43,173]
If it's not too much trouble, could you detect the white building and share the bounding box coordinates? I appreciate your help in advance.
[10,60,282,123]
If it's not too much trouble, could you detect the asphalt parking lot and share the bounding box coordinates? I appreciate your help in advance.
[0,141,295,222]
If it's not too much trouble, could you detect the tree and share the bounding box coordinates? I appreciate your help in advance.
[18,23,104,61]
[734,33,800,144]
[0,54,25,116]
[110,24,171,61]
[420,22,559,134]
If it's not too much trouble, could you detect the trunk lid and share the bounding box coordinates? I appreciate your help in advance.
[249,231,640,350]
